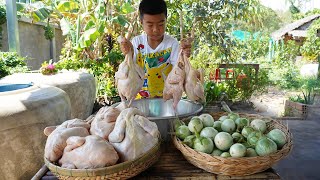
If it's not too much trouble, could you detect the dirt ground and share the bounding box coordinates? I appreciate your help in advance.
[249,87,320,119]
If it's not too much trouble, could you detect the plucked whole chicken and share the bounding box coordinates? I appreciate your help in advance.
[163,50,186,110]
[115,37,144,106]
[58,135,119,169]
[44,119,90,162]
[182,38,205,103]
[108,108,159,162]
[184,58,205,103]
[90,102,127,140]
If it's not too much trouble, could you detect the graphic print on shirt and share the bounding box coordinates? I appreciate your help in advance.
[136,46,173,98]
[136,44,144,68]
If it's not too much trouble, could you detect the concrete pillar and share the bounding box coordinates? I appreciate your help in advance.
[5,0,20,54]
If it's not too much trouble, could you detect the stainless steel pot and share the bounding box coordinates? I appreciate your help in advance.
[113,98,203,140]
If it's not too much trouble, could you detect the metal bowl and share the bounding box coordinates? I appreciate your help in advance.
[129,98,203,119]
[113,98,203,140]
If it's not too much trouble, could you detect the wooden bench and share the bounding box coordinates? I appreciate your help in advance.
[36,140,280,180]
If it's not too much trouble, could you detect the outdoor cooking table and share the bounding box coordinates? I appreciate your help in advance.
[38,141,280,180]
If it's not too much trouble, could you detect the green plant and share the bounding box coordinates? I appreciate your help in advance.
[289,77,320,105]
[289,3,300,14]
[204,81,227,105]
[221,65,269,102]
[167,0,262,64]
[52,1,135,98]
[233,6,282,34]
[56,49,123,97]
[292,8,320,20]
[190,42,219,81]
[1,53,26,67]
[289,95,305,104]
[40,60,58,75]
[43,21,54,40]
[268,40,301,89]
[0,52,29,78]
[300,18,320,61]
[0,59,9,78]
[0,5,6,49]
[300,77,319,105]
[96,76,118,98]
[233,35,270,63]
[203,66,269,103]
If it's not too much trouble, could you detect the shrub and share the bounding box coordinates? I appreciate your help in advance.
[268,40,301,89]
[289,77,320,105]
[300,18,320,61]
[56,48,123,98]
[0,52,29,79]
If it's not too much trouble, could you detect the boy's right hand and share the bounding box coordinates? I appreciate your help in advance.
[118,37,133,55]
[181,38,193,58]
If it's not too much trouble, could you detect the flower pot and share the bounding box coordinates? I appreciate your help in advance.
[284,100,308,119]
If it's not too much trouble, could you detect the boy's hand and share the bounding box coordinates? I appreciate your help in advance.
[118,37,133,55]
[181,38,193,58]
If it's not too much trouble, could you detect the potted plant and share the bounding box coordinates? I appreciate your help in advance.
[40,60,58,75]
[285,77,320,119]
[202,81,229,112]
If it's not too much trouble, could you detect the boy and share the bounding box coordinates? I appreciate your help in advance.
[120,0,191,98]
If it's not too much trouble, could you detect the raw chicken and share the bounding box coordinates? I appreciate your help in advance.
[115,37,144,106]
[163,50,186,110]
[85,114,95,124]
[108,108,159,162]
[182,38,205,103]
[90,102,128,140]
[44,119,90,162]
[59,135,119,169]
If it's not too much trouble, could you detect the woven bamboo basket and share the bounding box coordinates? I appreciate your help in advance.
[172,112,293,176]
[45,139,161,180]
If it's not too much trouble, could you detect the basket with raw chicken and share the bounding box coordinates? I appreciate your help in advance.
[44,102,161,180]
[172,110,293,176]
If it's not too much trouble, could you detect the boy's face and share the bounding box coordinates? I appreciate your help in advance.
[141,13,166,42]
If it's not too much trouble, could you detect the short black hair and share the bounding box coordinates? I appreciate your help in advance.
[139,0,167,20]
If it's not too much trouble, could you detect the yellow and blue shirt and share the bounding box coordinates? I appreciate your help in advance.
[132,34,180,98]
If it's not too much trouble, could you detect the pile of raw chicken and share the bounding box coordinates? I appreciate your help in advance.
[44,104,160,169]
[44,35,204,169]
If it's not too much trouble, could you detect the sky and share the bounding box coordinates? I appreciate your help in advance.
[260,0,320,12]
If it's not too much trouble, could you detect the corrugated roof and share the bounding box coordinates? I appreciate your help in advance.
[288,30,307,38]
[271,14,320,40]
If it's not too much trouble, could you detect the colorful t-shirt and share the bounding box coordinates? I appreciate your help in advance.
[132,33,180,98]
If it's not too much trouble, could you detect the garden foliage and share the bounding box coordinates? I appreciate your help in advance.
[0,52,29,79]
[300,18,320,61]
[17,0,318,104]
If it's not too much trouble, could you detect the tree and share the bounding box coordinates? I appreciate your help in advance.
[300,18,320,62]
[166,0,262,64]
[233,5,282,34]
